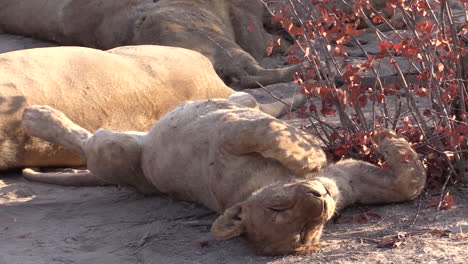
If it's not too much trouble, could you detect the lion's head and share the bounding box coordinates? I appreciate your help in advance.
[211,180,336,255]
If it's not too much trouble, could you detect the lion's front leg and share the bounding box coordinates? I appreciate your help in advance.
[319,131,426,209]
[220,114,327,176]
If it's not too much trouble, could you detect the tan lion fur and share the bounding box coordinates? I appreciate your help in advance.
[0,45,234,170]
[21,100,426,255]
[0,0,301,88]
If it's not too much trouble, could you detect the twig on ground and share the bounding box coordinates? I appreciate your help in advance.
[410,195,423,227]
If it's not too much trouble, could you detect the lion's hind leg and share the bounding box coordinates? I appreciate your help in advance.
[321,130,426,209]
[22,105,157,194]
[372,130,426,200]
[22,168,110,186]
[22,105,91,156]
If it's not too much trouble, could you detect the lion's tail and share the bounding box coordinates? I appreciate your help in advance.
[22,168,109,187]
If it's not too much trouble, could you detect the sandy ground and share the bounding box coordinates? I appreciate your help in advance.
[1,33,467,264]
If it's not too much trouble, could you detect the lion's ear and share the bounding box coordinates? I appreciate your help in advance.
[210,203,245,240]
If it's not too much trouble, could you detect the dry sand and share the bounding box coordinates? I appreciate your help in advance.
[0,33,467,264]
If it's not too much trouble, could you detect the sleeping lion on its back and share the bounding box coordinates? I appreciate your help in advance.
[22,97,426,255]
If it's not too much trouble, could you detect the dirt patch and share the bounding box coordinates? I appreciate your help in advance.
[1,171,467,264]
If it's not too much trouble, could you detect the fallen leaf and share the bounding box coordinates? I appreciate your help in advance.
[266,40,274,56]
[366,210,382,219]
[356,213,369,224]
[430,229,450,237]
[195,240,210,248]
[425,194,455,210]
[377,233,408,248]
[377,237,404,248]
[247,21,255,33]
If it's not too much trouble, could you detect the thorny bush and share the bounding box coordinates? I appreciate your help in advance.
[262,0,467,207]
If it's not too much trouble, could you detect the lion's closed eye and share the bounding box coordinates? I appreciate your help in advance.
[307,190,323,197]
[268,205,293,212]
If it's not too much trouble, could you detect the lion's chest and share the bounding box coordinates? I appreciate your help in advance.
[140,107,223,212]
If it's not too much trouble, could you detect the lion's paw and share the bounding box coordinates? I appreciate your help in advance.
[22,105,89,146]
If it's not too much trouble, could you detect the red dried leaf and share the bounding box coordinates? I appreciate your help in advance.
[377,237,405,248]
[302,83,317,94]
[344,28,365,36]
[393,42,403,52]
[266,40,274,56]
[287,55,302,65]
[371,14,384,24]
[275,37,281,46]
[431,229,450,237]
[282,17,293,32]
[357,95,368,107]
[330,132,339,141]
[289,25,304,36]
[423,109,432,116]
[437,62,444,72]
[415,86,429,97]
[247,21,255,33]
[425,195,455,210]
[378,40,392,53]
[335,89,347,107]
[440,195,455,210]
[334,45,347,56]
[366,210,382,219]
[448,134,459,148]
[309,103,317,113]
[321,106,336,116]
[403,116,409,125]
[295,105,309,119]
[416,20,435,34]
[356,213,369,224]
[400,150,413,163]
[370,93,386,104]
[334,145,349,156]
[361,144,371,155]
[300,85,310,95]
[195,240,210,248]
[320,95,336,115]
[295,111,309,119]
[401,44,419,58]
[271,9,287,24]
[282,18,303,36]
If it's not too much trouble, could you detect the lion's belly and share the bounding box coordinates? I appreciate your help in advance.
[140,101,227,212]
[141,126,220,211]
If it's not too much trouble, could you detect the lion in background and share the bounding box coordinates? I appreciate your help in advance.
[0,0,302,88]
[0,45,301,170]
[21,98,426,255]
